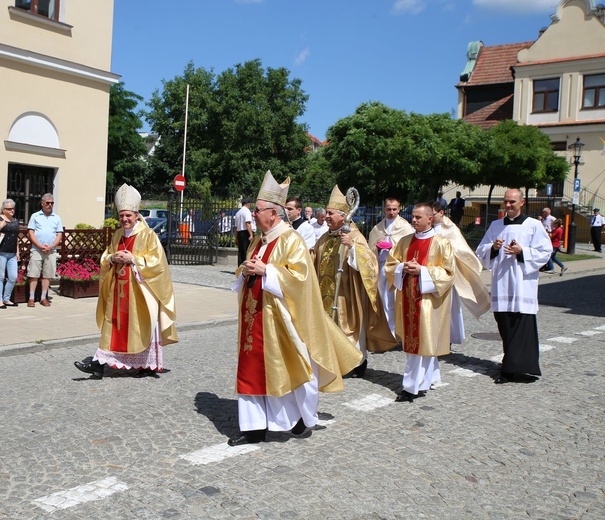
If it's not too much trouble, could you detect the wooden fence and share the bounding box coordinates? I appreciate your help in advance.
[16,227,115,272]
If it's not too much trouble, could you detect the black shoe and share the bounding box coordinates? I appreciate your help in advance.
[74,360,103,379]
[291,418,306,435]
[227,429,267,446]
[495,372,513,384]
[350,359,368,379]
[395,390,416,402]
[417,390,427,397]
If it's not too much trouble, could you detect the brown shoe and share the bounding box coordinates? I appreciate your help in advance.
[27,299,35,308]
[40,299,51,307]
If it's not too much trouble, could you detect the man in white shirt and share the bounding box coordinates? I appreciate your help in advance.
[591,208,604,253]
[235,198,254,265]
[285,196,316,250]
[539,207,556,234]
[311,208,329,240]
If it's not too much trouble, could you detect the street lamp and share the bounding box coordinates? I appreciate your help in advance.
[567,137,584,255]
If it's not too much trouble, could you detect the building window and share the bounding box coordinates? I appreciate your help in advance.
[582,73,605,109]
[532,78,559,113]
[551,141,568,152]
[15,0,60,21]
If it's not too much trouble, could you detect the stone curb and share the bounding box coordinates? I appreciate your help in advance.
[0,316,238,358]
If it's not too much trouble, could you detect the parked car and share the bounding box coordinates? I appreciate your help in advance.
[147,217,178,247]
[401,205,414,222]
[139,209,170,220]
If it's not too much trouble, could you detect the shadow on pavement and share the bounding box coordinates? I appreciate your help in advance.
[439,352,500,378]
[361,367,404,394]
[194,392,238,437]
[539,274,605,317]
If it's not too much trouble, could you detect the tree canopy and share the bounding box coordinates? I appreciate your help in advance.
[146,60,309,197]
[478,120,570,204]
[107,82,148,188]
[323,102,569,206]
[324,102,487,205]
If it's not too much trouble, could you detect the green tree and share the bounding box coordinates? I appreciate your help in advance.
[478,120,569,205]
[299,149,336,203]
[146,60,309,196]
[107,82,148,188]
[324,103,488,205]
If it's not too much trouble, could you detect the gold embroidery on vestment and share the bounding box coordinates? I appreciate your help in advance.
[243,290,258,352]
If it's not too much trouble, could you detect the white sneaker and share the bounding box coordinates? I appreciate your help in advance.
[560,267,568,276]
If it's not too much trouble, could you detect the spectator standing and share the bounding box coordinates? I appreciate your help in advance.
[74,184,177,379]
[368,197,413,337]
[218,209,231,234]
[235,198,254,265]
[435,192,447,207]
[590,208,604,253]
[26,193,63,308]
[0,199,20,308]
[475,188,552,384]
[448,191,465,226]
[545,219,567,275]
[539,207,556,234]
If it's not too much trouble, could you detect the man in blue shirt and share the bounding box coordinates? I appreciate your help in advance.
[27,193,63,307]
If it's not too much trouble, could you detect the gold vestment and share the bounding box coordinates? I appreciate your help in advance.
[385,234,454,356]
[314,224,397,352]
[438,216,490,319]
[96,219,177,353]
[236,223,362,396]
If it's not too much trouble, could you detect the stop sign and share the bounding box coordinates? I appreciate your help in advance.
[173,174,186,192]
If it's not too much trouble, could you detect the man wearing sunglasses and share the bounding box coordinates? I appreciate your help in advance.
[26,193,63,307]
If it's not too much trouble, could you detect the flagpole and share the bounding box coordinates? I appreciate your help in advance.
[180,83,190,218]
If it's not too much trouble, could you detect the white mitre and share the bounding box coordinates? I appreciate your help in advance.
[115,183,141,213]
[256,170,290,207]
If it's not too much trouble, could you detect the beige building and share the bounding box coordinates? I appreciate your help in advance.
[456,0,605,210]
[0,0,119,228]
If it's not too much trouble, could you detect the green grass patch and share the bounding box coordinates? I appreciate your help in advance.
[558,253,599,262]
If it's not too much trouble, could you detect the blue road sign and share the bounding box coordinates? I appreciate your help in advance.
[574,178,581,192]
[546,184,553,196]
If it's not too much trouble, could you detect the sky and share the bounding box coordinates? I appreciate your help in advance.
[111,0,562,141]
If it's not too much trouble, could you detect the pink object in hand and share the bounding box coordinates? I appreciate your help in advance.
[376,241,392,250]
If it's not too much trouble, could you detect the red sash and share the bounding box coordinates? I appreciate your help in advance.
[109,235,137,352]
[402,237,432,354]
[237,237,278,394]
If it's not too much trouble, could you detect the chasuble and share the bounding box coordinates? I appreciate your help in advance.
[96,218,177,353]
[235,222,362,397]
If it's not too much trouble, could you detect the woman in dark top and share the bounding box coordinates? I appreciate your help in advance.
[0,199,20,308]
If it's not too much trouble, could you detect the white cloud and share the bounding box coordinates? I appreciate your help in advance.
[473,0,557,13]
[392,0,426,15]
[295,47,310,65]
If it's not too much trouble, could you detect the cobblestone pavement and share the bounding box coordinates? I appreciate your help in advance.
[1,274,604,519]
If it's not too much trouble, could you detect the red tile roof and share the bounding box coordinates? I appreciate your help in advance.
[460,42,534,86]
[307,132,327,146]
[462,94,514,129]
